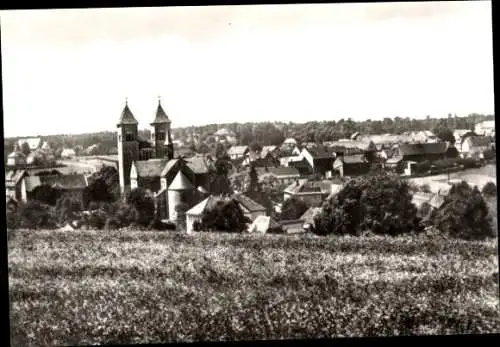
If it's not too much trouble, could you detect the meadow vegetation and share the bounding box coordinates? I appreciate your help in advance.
[8,230,500,346]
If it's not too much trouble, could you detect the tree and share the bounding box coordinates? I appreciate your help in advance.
[126,188,156,227]
[249,141,263,153]
[207,153,234,196]
[21,142,31,156]
[432,181,493,240]
[482,182,497,197]
[32,185,63,206]
[280,197,308,220]
[313,175,420,236]
[434,127,455,144]
[199,198,251,232]
[13,200,58,230]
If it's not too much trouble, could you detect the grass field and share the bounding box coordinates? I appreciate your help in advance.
[8,230,500,346]
[409,164,497,193]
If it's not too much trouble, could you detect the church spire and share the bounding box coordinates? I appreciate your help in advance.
[151,96,171,125]
[117,97,138,127]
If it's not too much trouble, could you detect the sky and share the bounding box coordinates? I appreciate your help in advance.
[0,1,495,137]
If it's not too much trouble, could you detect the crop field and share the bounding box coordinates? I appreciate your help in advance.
[8,230,500,346]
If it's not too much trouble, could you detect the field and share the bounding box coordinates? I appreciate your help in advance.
[8,230,500,346]
[408,164,497,193]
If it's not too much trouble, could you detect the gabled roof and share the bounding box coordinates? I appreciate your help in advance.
[186,195,220,215]
[160,158,181,177]
[399,142,447,156]
[386,156,403,164]
[300,207,322,224]
[285,179,330,195]
[24,174,88,192]
[232,193,266,212]
[168,170,195,190]
[134,159,169,178]
[151,100,171,124]
[117,102,138,126]
[336,154,367,164]
[257,166,301,178]
[283,138,297,144]
[227,145,249,156]
[305,146,337,159]
[185,155,209,174]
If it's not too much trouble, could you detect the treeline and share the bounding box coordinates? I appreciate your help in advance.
[5,114,494,161]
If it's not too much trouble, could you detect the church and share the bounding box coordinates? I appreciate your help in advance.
[116,98,210,222]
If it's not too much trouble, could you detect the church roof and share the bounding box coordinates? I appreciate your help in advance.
[134,159,169,177]
[151,99,171,124]
[168,170,195,190]
[117,101,138,126]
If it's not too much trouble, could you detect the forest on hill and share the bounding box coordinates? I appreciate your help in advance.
[4,113,494,160]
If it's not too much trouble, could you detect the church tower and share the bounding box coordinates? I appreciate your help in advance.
[117,99,140,195]
[151,97,174,160]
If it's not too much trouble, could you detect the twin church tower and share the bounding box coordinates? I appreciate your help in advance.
[116,97,174,194]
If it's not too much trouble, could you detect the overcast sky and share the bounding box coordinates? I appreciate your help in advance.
[1,1,494,137]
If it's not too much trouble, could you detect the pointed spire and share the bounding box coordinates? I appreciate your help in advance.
[151,96,171,125]
[117,98,138,127]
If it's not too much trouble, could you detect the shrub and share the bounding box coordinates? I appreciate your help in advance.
[55,194,83,225]
[14,201,58,229]
[200,199,251,232]
[432,181,493,240]
[126,188,156,227]
[32,185,63,206]
[482,182,497,197]
[280,197,308,220]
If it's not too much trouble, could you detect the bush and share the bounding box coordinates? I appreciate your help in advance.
[200,199,251,232]
[415,161,431,175]
[483,149,495,161]
[280,197,308,220]
[432,181,493,240]
[126,188,156,227]
[55,194,83,225]
[12,201,58,230]
[482,182,497,197]
[313,175,421,236]
[32,185,63,206]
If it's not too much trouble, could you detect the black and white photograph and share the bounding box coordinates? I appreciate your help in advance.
[2,1,499,346]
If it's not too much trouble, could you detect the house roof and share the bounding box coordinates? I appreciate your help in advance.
[261,146,277,155]
[283,138,297,144]
[399,142,447,156]
[168,170,195,190]
[386,156,403,164]
[185,155,209,174]
[8,151,25,159]
[24,174,88,192]
[305,146,337,159]
[429,194,445,209]
[466,136,491,147]
[338,154,367,164]
[214,128,235,137]
[17,137,42,150]
[160,158,180,177]
[285,179,331,195]
[300,207,322,224]
[227,145,249,156]
[232,193,266,212]
[134,159,169,178]
[186,195,220,215]
[117,102,139,126]
[151,100,171,124]
[257,166,300,178]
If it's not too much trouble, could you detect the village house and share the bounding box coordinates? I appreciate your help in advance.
[393,142,448,162]
[5,169,29,201]
[6,144,27,167]
[474,120,495,137]
[298,145,337,177]
[280,155,302,168]
[232,193,268,221]
[282,138,297,147]
[243,149,279,167]
[21,174,88,202]
[227,145,249,160]
[256,166,301,184]
[453,129,474,144]
[61,148,77,159]
[283,179,333,206]
[459,135,492,157]
[332,154,371,177]
[279,219,307,234]
[214,128,237,144]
